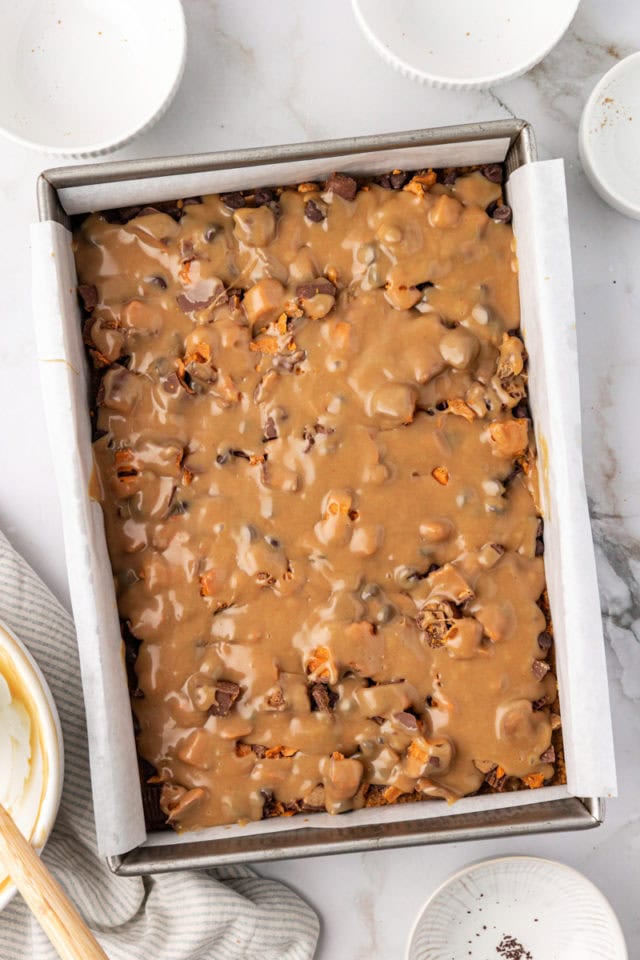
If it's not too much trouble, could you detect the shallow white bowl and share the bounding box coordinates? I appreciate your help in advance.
[352,0,580,90]
[0,0,186,157]
[579,52,640,220]
[0,619,64,912]
[406,856,627,960]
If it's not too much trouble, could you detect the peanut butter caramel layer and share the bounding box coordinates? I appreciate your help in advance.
[74,168,560,830]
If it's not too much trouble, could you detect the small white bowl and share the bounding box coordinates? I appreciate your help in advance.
[579,52,640,219]
[0,0,186,158]
[0,619,64,912]
[352,0,580,90]
[406,856,627,960]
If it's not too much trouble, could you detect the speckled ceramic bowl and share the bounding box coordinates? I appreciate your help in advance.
[579,52,640,219]
[406,856,627,960]
[0,0,186,157]
[352,0,580,90]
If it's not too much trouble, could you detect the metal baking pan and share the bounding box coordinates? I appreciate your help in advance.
[36,119,605,876]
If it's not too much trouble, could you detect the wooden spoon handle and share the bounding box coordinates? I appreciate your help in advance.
[0,804,109,960]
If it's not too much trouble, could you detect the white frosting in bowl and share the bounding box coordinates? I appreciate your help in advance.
[0,623,62,909]
[0,671,44,832]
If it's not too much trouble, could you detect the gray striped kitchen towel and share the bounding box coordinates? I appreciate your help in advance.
[0,529,319,960]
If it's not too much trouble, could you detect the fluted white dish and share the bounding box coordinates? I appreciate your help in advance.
[406,856,627,960]
[0,0,186,157]
[352,0,580,90]
[579,52,640,220]
[0,619,63,911]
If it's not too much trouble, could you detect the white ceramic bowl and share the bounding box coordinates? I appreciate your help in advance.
[352,0,580,90]
[407,856,627,960]
[0,619,64,912]
[579,52,640,220]
[0,0,186,158]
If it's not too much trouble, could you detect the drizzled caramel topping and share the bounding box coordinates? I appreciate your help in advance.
[75,169,557,830]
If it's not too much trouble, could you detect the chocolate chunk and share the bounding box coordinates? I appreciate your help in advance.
[254,188,274,206]
[104,204,143,224]
[305,199,326,222]
[220,191,246,210]
[252,744,267,759]
[176,291,222,314]
[230,448,251,460]
[296,278,336,299]
[310,683,330,713]
[512,401,530,420]
[325,173,357,200]
[483,163,504,183]
[209,679,241,717]
[537,631,553,652]
[155,201,182,222]
[310,683,338,713]
[442,170,457,185]
[502,463,522,489]
[532,659,551,680]
[262,416,278,441]
[389,171,408,189]
[377,170,408,190]
[540,745,555,763]
[491,204,513,223]
[78,283,98,312]
[260,788,277,818]
[394,711,418,731]
[485,767,508,791]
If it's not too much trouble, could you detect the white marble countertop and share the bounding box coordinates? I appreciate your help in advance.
[1,1,638,957]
